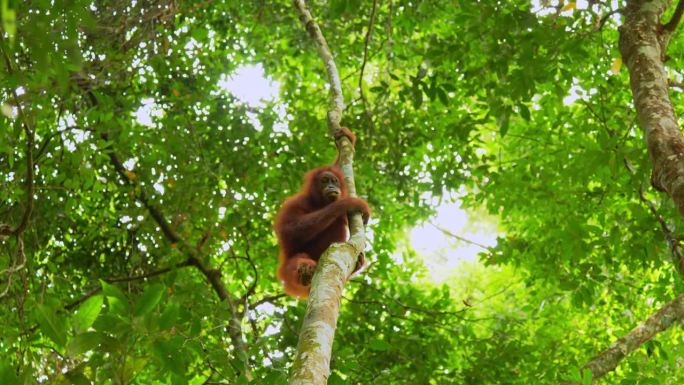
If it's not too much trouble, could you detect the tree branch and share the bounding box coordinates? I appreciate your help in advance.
[358,0,378,133]
[638,185,684,273]
[579,294,684,382]
[0,40,35,299]
[64,258,195,311]
[0,43,35,237]
[293,0,344,129]
[668,78,684,90]
[429,222,491,250]
[79,87,252,380]
[662,0,684,36]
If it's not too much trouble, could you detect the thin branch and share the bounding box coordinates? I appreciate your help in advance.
[293,0,345,131]
[63,258,194,311]
[78,87,251,379]
[597,9,622,31]
[637,184,684,274]
[234,252,259,304]
[251,293,287,308]
[663,0,684,36]
[429,222,491,250]
[0,40,35,299]
[668,78,684,90]
[358,0,378,133]
[0,44,35,237]
[385,0,394,78]
[34,125,92,164]
[349,280,469,317]
[579,294,684,382]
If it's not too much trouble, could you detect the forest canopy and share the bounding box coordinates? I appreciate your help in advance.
[2,0,684,384]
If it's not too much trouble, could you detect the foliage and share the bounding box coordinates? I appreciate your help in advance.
[2,1,684,384]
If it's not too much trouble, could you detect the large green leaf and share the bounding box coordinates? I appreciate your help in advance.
[133,284,165,317]
[35,304,68,347]
[73,295,103,332]
[67,332,103,356]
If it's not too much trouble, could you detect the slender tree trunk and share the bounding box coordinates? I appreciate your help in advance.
[290,1,368,384]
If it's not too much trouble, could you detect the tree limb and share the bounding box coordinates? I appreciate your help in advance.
[64,258,195,311]
[579,294,684,382]
[0,43,35,237]
[79,87,252,380]
[0,41,35,299]
[293,0,344,129]
[662,0,684,37]
[358,0,378,133]
[429,222,491,250]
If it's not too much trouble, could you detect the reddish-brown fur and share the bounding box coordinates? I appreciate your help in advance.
[275,160,370,298]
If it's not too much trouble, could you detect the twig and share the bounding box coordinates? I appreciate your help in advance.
[0,40,35,299]
[597,9,622,31]
[349,280,469,317]
[0,43,35,237]
[233,226,259,303]
[358,0,378,133]
[663,0,684,35]
[64,258,194,311]
[34,126,92,164]
[385,0,394,78]
[293,0,345,130]
[251,293,287,308]
[429,222,490,250]
[637,184,684,274]
[668,78,684,90]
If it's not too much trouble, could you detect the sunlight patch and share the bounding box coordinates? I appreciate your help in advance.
[217,64,280,108]
[410,198,498,282]
[134,98,163,127]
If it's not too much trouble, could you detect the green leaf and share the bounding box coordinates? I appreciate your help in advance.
[519,103,531,121]
[582,369,593,385]
[412,87,423,109]
[67,332,102,356]
[100,280,127,302]
[263,371,288,385]
[133,284,165,317]
[36,304,68,347]
[0,363,20,385]
[159,303,180,330]
[437,87,449,106]
[1,0,16,45]
[368,339,391,351]
[73,295,103,333]
[101,280,129,315]
[565,366,582,381]
[328,372,345,385]
[498,111,510,137]
[64,370,91,385]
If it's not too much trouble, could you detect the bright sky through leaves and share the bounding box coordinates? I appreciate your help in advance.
[217,64,281,108]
